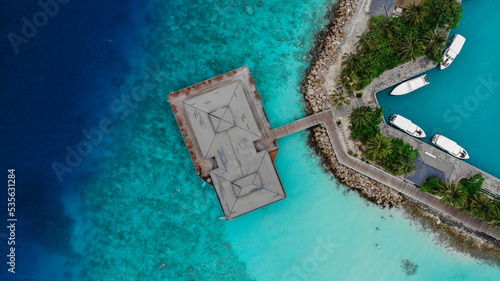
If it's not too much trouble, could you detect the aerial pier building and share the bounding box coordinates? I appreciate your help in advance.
[168,66,286,220]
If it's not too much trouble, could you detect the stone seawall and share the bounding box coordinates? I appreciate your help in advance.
[301,0,405,206]
[301,0,500,250]
[311,125,405,206]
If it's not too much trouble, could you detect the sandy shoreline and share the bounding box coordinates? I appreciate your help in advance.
[301,0,500,258]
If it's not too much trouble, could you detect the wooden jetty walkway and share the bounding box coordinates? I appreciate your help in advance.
[263,109,500,240]
[255,110,335,150]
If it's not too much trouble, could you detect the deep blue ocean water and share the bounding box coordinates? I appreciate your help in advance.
[1,0,499,280]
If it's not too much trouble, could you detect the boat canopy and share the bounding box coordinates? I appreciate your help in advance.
[409,79,425,90]
[435,136,461,155]
[392,115,416,133]
[449,35,466,54]
[407,123,418,134]
[446,49,458,59]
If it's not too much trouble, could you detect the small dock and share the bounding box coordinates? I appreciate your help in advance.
[255,110,334,151]
[168,66,286,220]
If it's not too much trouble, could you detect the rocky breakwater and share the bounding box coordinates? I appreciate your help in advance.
[312,126,405,206]
[303,0,357,112]
[302,0,405,206]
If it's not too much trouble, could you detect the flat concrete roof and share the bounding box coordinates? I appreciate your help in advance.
[168,66,286,220]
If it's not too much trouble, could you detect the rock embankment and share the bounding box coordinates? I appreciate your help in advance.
[312,126,405,206]
[303,0,358,113]
[303,0,405,206]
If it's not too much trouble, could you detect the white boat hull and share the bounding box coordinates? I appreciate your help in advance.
[431,134,469,160]
[389,114,426,138]
[390,75,429,96]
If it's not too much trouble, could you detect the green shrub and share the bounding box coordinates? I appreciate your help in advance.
[459,173,485,197]
[350,106,384,142]
[418,177,443,194]
[383,138,418,175]
[349,106,418,176]
[356,92,363,98]
[340,0,464,91]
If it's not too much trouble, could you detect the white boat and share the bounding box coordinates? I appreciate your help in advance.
[389,114,426,138]
[440,34,466,70]
[431,134,469,160]
[390,75,429,96]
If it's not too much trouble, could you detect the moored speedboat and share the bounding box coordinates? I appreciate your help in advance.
[431,134,469,160]
[389,115,426,138]
[390,75,429,96]
[440,34,466,70]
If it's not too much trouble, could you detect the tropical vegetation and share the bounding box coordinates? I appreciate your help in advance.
[349,106,383,142]
[417,174,500,232]
[436,180,467,208]
[349,106,418,176]
[339,0,464,91]
[330,90,351,110]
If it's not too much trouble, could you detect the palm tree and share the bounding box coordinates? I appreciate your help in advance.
[435,0,463,30]
[330,90,351,110]
[458,197,473,213]
[470,193,496,221]
[442,0,460,11]
[437,180,467,208]
[396,155,417,177]
[403,3,429,26]
[366,134,392,160]
[396,36,426,62]
[489,207,500,232]
[422,31,448,60]
[349,106,373,129]
[355,32,372,52]
[339,70,359,91]
[341,52,362,73]
[371,16,399,40]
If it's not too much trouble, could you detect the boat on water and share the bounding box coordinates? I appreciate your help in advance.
[440,34,466,70]
[389,114,426,138]
[431,134,469,160]
[390,75,429,96]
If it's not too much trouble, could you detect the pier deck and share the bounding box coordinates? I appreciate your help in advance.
[255,110,334,151]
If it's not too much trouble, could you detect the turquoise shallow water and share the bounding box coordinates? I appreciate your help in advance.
[62,1,500,280]
[377,0,500,178]
[226,134,500,280]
